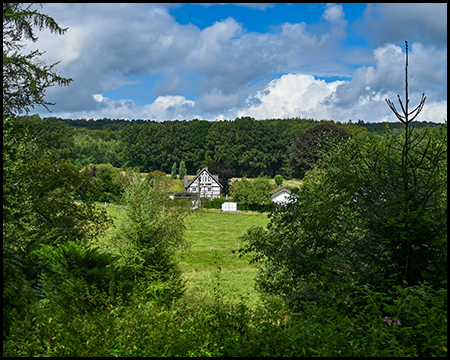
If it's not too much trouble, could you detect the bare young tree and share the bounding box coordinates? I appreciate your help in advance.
[385,41,427,126]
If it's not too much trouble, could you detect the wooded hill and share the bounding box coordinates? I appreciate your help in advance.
[21,115,444,178]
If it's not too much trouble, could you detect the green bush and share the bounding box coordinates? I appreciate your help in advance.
[274,174,283,186]
[33,241,135,312]
[4,281,446,357]
[85,163,125,203]
[202,197,228,209]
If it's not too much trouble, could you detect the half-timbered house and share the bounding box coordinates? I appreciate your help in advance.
[184,166,223,199]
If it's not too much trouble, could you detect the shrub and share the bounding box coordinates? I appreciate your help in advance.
[274,174,283,186]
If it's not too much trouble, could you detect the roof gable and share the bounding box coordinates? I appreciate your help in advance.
[186,167,223,189]
[270,188,293,199]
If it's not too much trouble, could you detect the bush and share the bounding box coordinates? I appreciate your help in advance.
[33,241,134,312]
[4,281,446,357]
[202,197,228,209]
[230,177,275,207]
[274,174,283,186]
[85,163,125,203]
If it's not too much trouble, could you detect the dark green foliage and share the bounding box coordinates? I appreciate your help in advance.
[36,116,444,181]
[274,174,283,186]
[33,241,134,312]
[27,156,111,245]
[171,162,177,179]
[3,279,446,356]
[86,163,125,203]
[15,114,76,159]
[106,116,319,176]
[178,159,186,180]
[241,123,447,303]
[207,161,236,195]
[288,121,350,179]
[3,3,72,115]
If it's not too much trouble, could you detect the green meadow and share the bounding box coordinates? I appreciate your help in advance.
[100,204,270,308]
[180,210,269,308]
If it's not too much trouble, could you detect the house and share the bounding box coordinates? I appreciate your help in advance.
[184,166,223,200]
[270,188,298,205]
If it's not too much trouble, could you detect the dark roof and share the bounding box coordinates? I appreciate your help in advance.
[172,192,197,198]
[185,167,223,189]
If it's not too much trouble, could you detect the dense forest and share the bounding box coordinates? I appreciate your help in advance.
[17,114,445,178]
[3,3,447,357]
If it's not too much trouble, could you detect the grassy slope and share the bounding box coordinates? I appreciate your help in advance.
[179,210,269,308]
[99,204,270,309]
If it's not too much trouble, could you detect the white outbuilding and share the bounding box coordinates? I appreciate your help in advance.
[270,188,298,205]
[221,202,237,212]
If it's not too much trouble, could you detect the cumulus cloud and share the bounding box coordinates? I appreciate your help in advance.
[322,3,345,23]
[25,3,445,123]
[237,74,345,120]
[359,3,447,46]
[331,43,447,113]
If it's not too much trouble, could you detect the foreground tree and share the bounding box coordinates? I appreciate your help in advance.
[241,41,447,308]
[3,4,110,340]
[113,174,191,302]
[3,3,72,115]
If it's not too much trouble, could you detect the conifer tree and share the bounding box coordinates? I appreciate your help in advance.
[178,160,186,180]
[171,162,177,179]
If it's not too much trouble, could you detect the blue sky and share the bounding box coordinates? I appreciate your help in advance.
[27,3,447,122]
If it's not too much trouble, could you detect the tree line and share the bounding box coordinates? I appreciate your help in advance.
[17,114,444,180]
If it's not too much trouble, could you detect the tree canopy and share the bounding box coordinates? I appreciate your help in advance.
[3,3,72,115]
[288,121,350,179]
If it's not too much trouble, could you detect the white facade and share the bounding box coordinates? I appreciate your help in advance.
[185,167,223,200]
[270,188,298,205]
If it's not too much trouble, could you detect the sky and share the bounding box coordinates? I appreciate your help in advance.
[26,3,447,123]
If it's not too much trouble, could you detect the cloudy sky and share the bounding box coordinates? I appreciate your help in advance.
[27,3,447,123]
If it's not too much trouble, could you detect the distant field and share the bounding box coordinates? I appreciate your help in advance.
[98,204,270,309]
[230,176,303,189]
[179,210,270,308]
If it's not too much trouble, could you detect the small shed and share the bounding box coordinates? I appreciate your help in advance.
[270,188,298,205]
[222,202,237,212]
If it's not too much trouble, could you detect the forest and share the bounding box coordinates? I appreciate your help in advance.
[15,114,444,178]
[3,3,447,357]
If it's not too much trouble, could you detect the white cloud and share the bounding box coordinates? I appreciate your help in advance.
[24,3,445,123]
[332,43,447,110]
[360,3,447,46]
[84,94,198,121]
[322,3,344,23]
[147,95,196,120]
[237,74,345,120]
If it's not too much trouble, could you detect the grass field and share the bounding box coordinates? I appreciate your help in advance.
[179,210,269,308]
[99,204,270,309]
